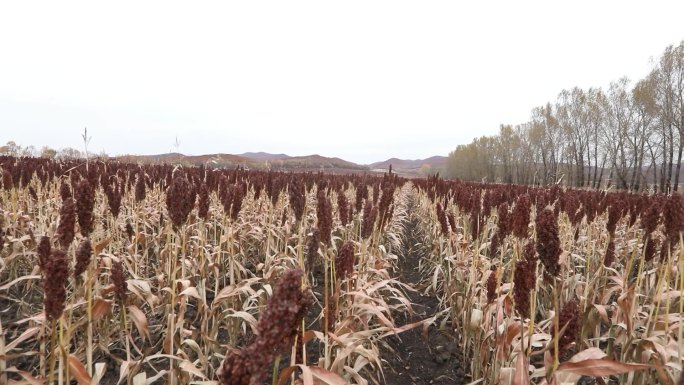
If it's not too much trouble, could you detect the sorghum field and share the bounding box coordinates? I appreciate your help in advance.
[0,155,683,385]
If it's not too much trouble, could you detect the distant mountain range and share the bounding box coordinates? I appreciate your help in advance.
[369,156,447,176]
[113,152,447,176]
[238,152,290,161]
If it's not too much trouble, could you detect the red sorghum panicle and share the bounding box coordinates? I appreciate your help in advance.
[335,241,355,280]
[231,182,245,221]
[512,195,531,239]
[198,183,210,220]
[606,204,621,235]
[604,239,615,267]
[106,182,123,218]
[220,181,233,215]
[556,299,580,348]
[447,210,457,233]
[471,214,483,241]
[37,235,51,272]
[166,173,195,229]
[361,201,378,239]
[486,269,497,304]
[355,183,367,213]
[372,183,379,204]
[514,242,537,319]
[44,249,68,321]
[59,181,71,201]
[74,238,92,281]
[75,179,95,237]
[216,349,251,385]
[111,259,126,304]
[57,197,76,250]
[337,191,349,226]
[256,269,312,348]
[316,190,333,245]
[497,202,511,237]
[436,203,449,236]
[536,208,561,279]
[641,198,662,234]
[644,234,657,262]
[217,269,312,385]
[289,181,306,223]
[377,185,394,229]
[135,174,146,202]
[663,193,684,241]
[1,169,13,191]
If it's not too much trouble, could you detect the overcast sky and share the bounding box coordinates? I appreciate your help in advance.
[1,1,683,164]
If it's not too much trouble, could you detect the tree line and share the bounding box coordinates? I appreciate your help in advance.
[446,41,684,193]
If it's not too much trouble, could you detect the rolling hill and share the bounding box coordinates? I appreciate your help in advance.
[113,152,370,172]
[369,156,447,176]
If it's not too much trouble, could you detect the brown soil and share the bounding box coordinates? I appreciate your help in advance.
[376,206,469,385]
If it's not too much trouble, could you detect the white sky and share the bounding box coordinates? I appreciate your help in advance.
[1,1,683,164]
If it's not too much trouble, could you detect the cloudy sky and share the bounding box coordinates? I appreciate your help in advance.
[1,1,683,164]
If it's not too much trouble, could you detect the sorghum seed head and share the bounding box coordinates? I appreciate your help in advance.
[556,299,580,348]
[536,208,561,279]
[74,238,92,281]
[37,235,51,272]
[75,179,95,236]
[57,198,76,250]
[111,259,127,304]
[44,249,68,321]
[511,195,531,239]
[335,241,355,280]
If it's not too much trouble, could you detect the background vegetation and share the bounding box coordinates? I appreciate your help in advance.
[446,41,684,193]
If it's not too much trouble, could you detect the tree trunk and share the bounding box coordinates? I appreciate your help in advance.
[673,132,683,191]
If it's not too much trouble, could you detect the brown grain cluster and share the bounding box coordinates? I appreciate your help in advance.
[289,181,306,223]
[663,193,684,242]
[166,173,196,229]
[511,195,531,239]
[43,249,69,321]
[217,269,312,385]
[536,208,561,279]
[111,259,127,304]
[361,201,378,240]
[134,173,146,202]
[105,181,123,218]
[355,183,368,213]
[37,236,51,272]
[316,190,333,245]
[603,240,615,267]
[514,242,537,319]
[74,238,92,281]
[336,241,355,280]
[59,181,71,201]
[436,203,449,236]
[56,197,76,250]
[75,179,95,236]
[556,299,580,348]
[1,168,13,191]
[486,268,497,305]
[337,191,350,226]
[198,183,210,220]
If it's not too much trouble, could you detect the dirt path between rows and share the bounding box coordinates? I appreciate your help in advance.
[376,195,469,385]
